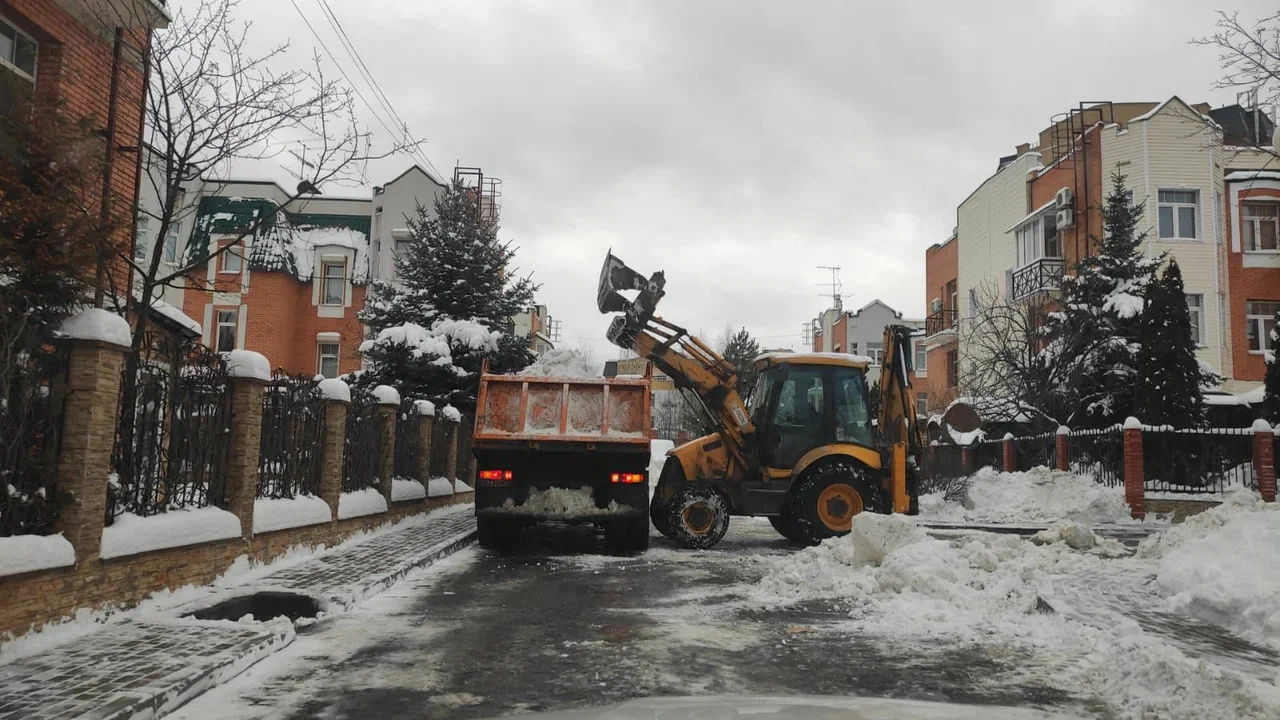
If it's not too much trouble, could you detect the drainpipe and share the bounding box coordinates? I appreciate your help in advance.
[94,27,126,308]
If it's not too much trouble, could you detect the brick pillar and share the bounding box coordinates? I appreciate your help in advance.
[53,337,128,562]
[224,371,268,537]
[445,420,459,490]
[1055,426,1070,472]
[317,380,351,520]
[375,391,399,505]
[1122,417,1145,520]
[415,408,435,487]
[1002,433,1015,472]
[1254,419,1275,503]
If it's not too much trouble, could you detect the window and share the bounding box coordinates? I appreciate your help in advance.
[162,223,180,264]
[946,349,958,388]
[318,343,340,378]
[394,239,410,258]
[946,280,957,315]
[0,16,37,80]
[1186,294,1205,346]
[848,342,858,355]
[134,214,151,260]
[215,309,237,352]
[768,367,827,467]
[914,341,926,372]
[1015,214,1061,267]
[833,370,872,447]
[1158,190,1199,240]
[967,288,978,319]
[866,342,883,363]
[916,392,928,416]
[1245,301,1279,353]
[322,261,345,305]
[220,246,242,273]
[1243,203,1278,252]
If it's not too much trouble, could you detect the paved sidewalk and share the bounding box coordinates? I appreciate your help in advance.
[0,505,476,720]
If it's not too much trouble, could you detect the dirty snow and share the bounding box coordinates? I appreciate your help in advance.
[518,348,600,378]
[252,495,331,534]
[336,488,388,520]
[499,487,631,517]
[100,507,242,559]
[0,533,75,577]
[920,466,1139,525]
[427,477,455,497]
[56,308,131,346]
[391,478,426,502]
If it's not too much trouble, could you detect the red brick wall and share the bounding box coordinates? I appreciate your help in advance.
[923,237,958,408]
[1027,129,1103,273]
[1225,186,1280,383]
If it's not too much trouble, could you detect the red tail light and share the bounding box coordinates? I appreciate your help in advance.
[479,469,513,481]
[610,472,645,484]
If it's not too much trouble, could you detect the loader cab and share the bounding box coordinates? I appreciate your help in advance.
[751,354,874,470]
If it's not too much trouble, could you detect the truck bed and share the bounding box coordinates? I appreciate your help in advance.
[474,373,651,446]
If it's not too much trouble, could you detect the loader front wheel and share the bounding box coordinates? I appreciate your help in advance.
[650,458,683,539]
[768,513,807,544]
[665,486,730,550]
[789,461,882,545]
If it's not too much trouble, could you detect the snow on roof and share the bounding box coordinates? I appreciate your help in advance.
[1225,170,1280,182]
[756,351,875,366]
[1204,386,1266,406]
[151,299,201,336]
[1005,199,1058,233]
[1128,96,1219,128]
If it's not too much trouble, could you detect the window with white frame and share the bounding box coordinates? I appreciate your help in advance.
[914,341,926,372]
[220,245,242,273]
[162,222,180,264]
[848,342,858,355]
[0,16,38,81]
[916,392,928,415]
[1158,190,1199,240]
[866,342,883,363]
[1014,213,1060,268]
[1242,202,1278,252]
[1185,294,1205,347]
[318,343,340,378]
[134,214,151,260]
[1245,301,1279,353]
[215,309,237,352]
[321,261,345,305]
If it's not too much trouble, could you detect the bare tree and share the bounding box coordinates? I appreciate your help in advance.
[1192,10,1280,160]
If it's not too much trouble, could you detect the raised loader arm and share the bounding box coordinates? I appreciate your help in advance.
[877,325,926,514]
[597,252,756,472]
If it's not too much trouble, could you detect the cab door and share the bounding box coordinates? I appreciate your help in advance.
[758,364,831,469]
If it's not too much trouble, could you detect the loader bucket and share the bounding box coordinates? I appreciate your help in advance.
[596,251,667,346]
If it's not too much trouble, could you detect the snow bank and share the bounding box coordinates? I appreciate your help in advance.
[336,488,388,520]
[391,478,426,501]
[518,348,600,378]
[440,404,461,422]
[252,495,331,534]
[427,477,455,497]
[500,486,631,517]
[224,349,270,381]
[920,466,1137,525]
[57,308,131,346]
[0,533,75,577]
[455,481,473,493]
[100,507,242,559]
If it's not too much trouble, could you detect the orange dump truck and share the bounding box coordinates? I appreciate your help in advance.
[471,370,652,551]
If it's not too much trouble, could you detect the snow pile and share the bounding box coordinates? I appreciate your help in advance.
[336,488,388,520]
[518,348,600,378]
[0,533,75,577]
[391,478,426,501]
[920,466,1136,525]
[1137,491,1280,649]
[57,308,131,346]
[500,487,630,517]
[252,495,331,534]
[101,507,242,559]
[427,477,455,497]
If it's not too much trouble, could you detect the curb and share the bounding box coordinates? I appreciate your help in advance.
[325,529,478,611]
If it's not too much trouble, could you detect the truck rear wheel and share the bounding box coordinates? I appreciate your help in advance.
[477,516,521,550]
[606,516,650,552]
[788,461,882,546]
[665,486,730,549]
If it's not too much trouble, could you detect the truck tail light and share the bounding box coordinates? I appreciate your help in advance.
[610,472,645,484]
[479,469,513,481]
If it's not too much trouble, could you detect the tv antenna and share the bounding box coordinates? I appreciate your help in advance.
[817,265,842,309]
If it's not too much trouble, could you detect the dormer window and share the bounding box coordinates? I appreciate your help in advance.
[321,261,345,305]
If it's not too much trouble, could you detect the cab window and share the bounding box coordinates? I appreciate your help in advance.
[766,366,827,467]
[833,369,872,447]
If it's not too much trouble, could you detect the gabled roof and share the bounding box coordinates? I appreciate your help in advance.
[1128,96,1218,128]
[381,164,448,190]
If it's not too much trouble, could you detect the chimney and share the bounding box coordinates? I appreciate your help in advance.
[1015,142,1031,156]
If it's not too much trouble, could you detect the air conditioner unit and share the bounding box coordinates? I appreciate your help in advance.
[1056,208,1075,228]
[930,298,942,313]
[1055,187,1074,209]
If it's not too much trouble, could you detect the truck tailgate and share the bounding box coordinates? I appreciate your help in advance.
[475,374,650,445]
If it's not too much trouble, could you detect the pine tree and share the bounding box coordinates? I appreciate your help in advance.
[1264,309,1280,425]
[1134,259,1215,427]
[1037,174,1163,428]
[357,180,539,410]
[720,327,761,398]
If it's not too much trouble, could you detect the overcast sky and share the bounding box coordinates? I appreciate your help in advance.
[221,0,1273,357]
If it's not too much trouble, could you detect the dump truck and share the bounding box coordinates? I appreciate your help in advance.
[471,367,653,551]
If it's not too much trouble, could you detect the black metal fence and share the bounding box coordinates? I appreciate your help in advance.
[342,386,385,492]
[1143,427,1256,494]
[257,370,326,498]
[920,443,969,499]
[429,416,450,478]
[1011,432,1056,472]
[972,438,1003,471]
[0,343,69,536]
[109,333,232,520]
[1068,428,1123,487]
[393,400,422,481]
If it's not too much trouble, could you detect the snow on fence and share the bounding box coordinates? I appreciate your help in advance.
[342,386,386,492]
[257,370,326,499]
[0,343,68,537]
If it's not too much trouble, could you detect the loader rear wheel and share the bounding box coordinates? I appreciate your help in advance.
[789,461,882,545]
[768,513,807,544]
[665,486,730,550]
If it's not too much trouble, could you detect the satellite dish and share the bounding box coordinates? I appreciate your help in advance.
[943,401,982,434]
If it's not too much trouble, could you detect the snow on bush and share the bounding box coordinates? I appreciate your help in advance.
[919,466,1137,525]
[359,319,500,375]
[336,488,388,520]
[391,478,426,501]
[0,533,75,577]
[500,487,631,517]
[518,348,600,378]
[100,507,242,559]
[252,495,332,534]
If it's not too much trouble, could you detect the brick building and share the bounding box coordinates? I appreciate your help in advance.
[922,232,958,413]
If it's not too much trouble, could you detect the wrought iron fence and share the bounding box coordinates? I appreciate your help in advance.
[342,386,385,492]
[429,415,450,478]
[393,400,422,481]
[109,333,232,520]
[1068,428,1123,487]
[1143,427,1256,494]
[1011,432,1056,472]
[924,309,958,337]
[257,370,326,498]
[0,343,69,536]
[972,438,1003,471]
[920,443,969,499]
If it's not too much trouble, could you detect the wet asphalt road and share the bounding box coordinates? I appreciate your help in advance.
[172,518,1094,719]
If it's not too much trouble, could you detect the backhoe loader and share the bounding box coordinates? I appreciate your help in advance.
[598,251,925,549]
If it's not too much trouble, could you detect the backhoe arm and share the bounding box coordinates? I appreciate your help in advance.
[877,325,926,514]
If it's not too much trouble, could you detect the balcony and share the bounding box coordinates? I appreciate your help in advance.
[924,309,958,345]
[1012,258,1065,300]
